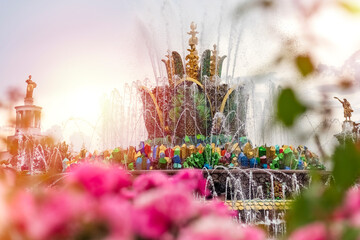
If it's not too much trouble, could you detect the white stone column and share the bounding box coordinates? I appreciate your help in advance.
[35,111,40,128]
[16,112,20,128]
[19,111,24,128]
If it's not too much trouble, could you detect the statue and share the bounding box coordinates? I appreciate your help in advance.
[25,75,37,99]
[334,97,359,144]
[187,22,198,47]
[334,97,353,121]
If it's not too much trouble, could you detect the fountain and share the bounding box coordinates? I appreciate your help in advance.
[138,22,247,144]
[5,75,65,174]
[133,23,325,170]
[7,75,43,153]
[119,23,331,237]
[0,23,334,237]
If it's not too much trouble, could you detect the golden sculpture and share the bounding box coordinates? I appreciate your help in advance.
[25,75,37,99]
[210,44,219,79]
[185,22,199,79]
[185,48,199,79]
[334,97,353,121]
[161,50,175,88]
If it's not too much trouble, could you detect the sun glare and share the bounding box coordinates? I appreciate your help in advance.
[41,85,104,136]
[66,88,102,123]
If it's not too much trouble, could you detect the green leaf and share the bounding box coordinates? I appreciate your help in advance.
[184,135,190,143]
[342,225,360,240]
[286,184,322,232]
[276,88,307,127]
[200,49,211,78]
[172,51,185,78]
[320,187,343,212]
[295,55,314,77]
[339,1,360,14]
[332,140,360,190]
[217,55,227,77]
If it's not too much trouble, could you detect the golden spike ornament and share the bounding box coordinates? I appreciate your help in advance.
[186,22,199,79]
[161,50,175,88]
[185,47,199,79]
[210,44,219,80]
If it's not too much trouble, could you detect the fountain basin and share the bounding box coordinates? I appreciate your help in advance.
[131,169,332,199]
[225,199,292,211]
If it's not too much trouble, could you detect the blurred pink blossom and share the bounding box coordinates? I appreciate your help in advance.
[65,163,132,198]
[10,189,90,240]
[198,200,237,218]
[171,169,209,196]
[1,163,265,240]
[289,222,327,240]
[133,187,196,239]
[97,196,133,240]
[333,187,360,228]
[178,215,265,240]
[133,171,169,194]
[342,187,360,226]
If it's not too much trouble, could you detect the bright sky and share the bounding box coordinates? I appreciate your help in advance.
[0,0,360,151]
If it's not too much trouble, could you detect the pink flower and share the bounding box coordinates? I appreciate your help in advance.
[0,168,16,187]
[343,187,360,227]
[172,169,209,196]
[97,196,134,240]
[10,188,134,239]
[178,215,265,240]
[132,206,169,239]
[289,222,327,240]
[4,163,266,240]
[10,189,91,240]
[9,191,35,235]
[133,169,210,197]
[133,188,196,239]
[65,163,132,198]
[133,171,169,194]
[344,187,360,216]
[241,226,267,240]
[198,200,237,218]
[333,187,360,227]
